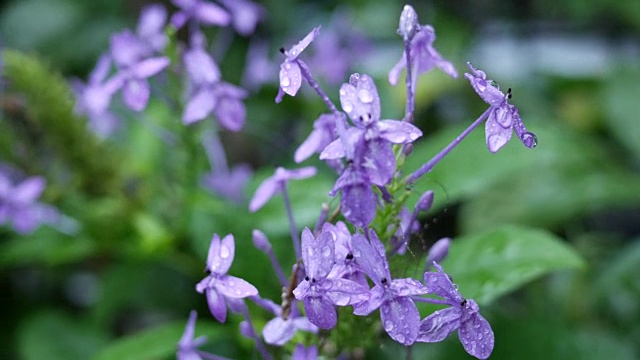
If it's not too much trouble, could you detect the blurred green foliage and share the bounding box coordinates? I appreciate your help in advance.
[1,0,640,359]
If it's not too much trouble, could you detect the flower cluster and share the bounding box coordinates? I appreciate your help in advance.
[176,3,538,358]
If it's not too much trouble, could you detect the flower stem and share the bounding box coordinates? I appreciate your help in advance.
[281,185,301,260]
[296,59,339,114]
[405,107,492,184]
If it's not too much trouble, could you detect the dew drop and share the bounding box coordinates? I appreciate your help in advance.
[285,63,291,70]
[353,249,361,257]
[281,76,291,87]
[396,334,405,343]
[384,321,394,331]
[477,332,483,340]
[307,247,314,256]
[488,134,507,152]
[220,245,230,258]
[339,89,346,96]
[235,289,242,295]
[342,101,353,113]
[521,131,538,148]
[322,246,331,257]
[357,89,373,103]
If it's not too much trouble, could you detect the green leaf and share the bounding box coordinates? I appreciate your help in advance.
[442,225,586,305]
[0,228,96,267]
[602,67,640,160]
[460,163,640,233]
[403,119,610,211]
[91,317,238,360]
[18,310,108,360]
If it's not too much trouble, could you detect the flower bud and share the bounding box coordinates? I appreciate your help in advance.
[252,229,272,252]
[398,5,419,41]
[415,190,434,212]
[426,237,450,269]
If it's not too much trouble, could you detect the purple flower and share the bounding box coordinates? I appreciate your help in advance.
[183,32,247,130]
[276,26,320,103]
[196,234,259,322]
[417,262,494,359]
[202,163,252,204]
[242,41,277,90]
[260,303,318,346]
[425,238,450,270]
[249,166,316,212]
[388,24,458,87]
[170,0,231,29]
[292,228,369,330]
[0,173,60,234]
[137,4,168,53]
[292,344,318,360]
[294,113,338,163]
[351,230,427,345]
[320,74,421,227]
[71,55,122,137]
[465,62,537,153]
[325,222,368,287]
[109,30,169,111]
[177,310,231,360]
[217,0,263,36]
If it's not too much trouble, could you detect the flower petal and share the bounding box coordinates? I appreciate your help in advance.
[262,317,296,346]
[377,120,422,144]
[485,107,513,153]
[195,2,231,26]
[183,88,217,124]
[279,61,302,96]
[122,78,150,111]
[132,57,169,78]
[286,26,321,60]
[424,262,464,304]
[248,175,279,212]
[216,275,258,298]
[303,296,337,330]
[206,288,227,322]
[459,311,494,359]
[416,306,462,342]
[301,227,334,280]
[381,297,421,345]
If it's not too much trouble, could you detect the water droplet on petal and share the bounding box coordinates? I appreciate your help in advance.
[220,245,230,258]
[342,101,353,114]
[384,320,394,331]
[322,246,331,257]
[477,332,483,340]
[358,89,373,103]
[396,334,405,343]
[521,131,537,148]
[307,247,314,256]
[488,134,507,152]
[281,76,291,87]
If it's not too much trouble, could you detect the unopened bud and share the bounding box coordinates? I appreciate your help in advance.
[398,5,419,41]
[426,237,450,269]
[252,229,272,252]
[416,190,434,212]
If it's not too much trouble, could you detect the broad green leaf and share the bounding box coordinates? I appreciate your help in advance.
[602,67,640,160]
[460,164,640,233]
[91,318,230,360]
[0,228,96,267]
[442,225,586,305]
[18,310,108,360]
[403,119,610,211]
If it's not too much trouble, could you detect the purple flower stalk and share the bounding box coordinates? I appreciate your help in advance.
[465,62,537,153]
[417,262,494,359]
[196,234,259,322]
[276,26,320,103]
[351,230,428,345]
[292,228,369,330]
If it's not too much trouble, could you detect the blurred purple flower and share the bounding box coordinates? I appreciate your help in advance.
[465,62,537,153]
[196,234,259,322]
[425,238,450,270]
[293,228,369,329]
[71,54,122,137]
[137,4,168,53]
[183,32,247,131]
[177,310,231,360]
[217,0,263,36]
[110,30,169,111]
[388,24,458,88]
[292,344,318,360]
[276,26,320,103]
[0,173,61,234]
[202,163,252,204]
[261,303,318,346]
[242,41,278,90]
[352,230,427,345]
[295,113,338,163]
[417,262,494,359]
[249,166,316,212]
[170,0,231,29]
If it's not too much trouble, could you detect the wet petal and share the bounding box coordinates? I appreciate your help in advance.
[485,107,513,153]
[262,317,295,346]
[459,311,494,359]
[417,306,462,342]
[390,278,428,297]
[340,182,376,228]
[216,275,259,298]
[424,262,464,304]
[279,61,302,96]
[248,176,279,212]
[286,26,321,60]
[206,288,227,322]
[353,284,383,316]
[380,297,421,345]
[377,120,422,143]
[301,227,335,280]
[303,296,337,330]
[183,88,216,124]
[132,56,169,78]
